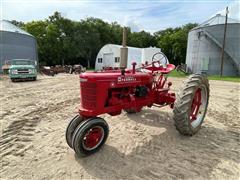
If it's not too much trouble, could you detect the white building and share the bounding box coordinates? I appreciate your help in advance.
[95,44,168,70]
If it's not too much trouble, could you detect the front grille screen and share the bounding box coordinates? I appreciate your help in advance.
[81,82,97,108]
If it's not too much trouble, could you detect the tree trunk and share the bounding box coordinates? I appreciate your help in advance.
[87,59,90,68]
[87,51,92,69]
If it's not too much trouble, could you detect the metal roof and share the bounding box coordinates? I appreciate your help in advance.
[198,14,240,27]
[0,20,33,37]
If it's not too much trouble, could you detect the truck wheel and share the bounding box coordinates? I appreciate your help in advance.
[173,74,209,136]
[65,115,84,148]
[11,78,15,82]
[72,117,109,157]
[33,77,37,81]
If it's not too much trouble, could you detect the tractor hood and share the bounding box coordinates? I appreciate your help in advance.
[80,71,152,84]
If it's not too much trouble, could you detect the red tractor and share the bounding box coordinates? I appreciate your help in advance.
[66,60,209,157]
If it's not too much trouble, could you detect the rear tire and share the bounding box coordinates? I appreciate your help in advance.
[72,117,109,157]
[65,115,84,148]
[173,74,209,136]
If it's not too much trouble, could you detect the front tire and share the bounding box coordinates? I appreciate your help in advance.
[173,74,209,136]
[65,115,84,148]
[72,117,109,157]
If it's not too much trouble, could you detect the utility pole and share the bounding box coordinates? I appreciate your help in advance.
[220,6,228,77]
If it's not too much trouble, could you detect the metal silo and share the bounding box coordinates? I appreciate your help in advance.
[0,20,38,73]
[186,14,240,76]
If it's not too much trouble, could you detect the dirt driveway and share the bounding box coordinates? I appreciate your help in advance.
[1,74,239,179]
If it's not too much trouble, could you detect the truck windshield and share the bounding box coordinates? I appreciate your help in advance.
[8,60,35,66]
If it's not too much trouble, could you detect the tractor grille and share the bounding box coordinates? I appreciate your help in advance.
[80,82,97,108]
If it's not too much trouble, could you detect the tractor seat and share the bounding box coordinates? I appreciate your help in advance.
[145,64,175,74]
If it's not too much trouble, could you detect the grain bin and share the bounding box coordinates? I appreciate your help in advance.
[186,14,240,76]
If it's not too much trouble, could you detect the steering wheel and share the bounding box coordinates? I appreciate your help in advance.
[152,52,168,67]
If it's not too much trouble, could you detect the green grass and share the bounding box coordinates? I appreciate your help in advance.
[168,70,240,83]
[86,68,95,71]
[168,70,188,78]
[207,75,240,82]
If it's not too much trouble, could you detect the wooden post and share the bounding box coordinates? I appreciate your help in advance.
[220,7,228,77]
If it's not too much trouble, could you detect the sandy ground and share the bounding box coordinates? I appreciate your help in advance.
[0,74,239,180]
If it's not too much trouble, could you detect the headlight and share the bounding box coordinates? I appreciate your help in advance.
[29,69,34,74]
[80,78,87,82]
[11,70,18,74]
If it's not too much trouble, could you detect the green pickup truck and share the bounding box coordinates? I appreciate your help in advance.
[8,59,37,82]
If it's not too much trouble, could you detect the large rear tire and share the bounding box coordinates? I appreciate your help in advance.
[72,117,109,157]
[173,74,209,136]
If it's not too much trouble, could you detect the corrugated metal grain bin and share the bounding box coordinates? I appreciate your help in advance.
[186,14,240,76]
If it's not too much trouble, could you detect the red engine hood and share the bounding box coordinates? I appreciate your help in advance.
[80,71,152,83]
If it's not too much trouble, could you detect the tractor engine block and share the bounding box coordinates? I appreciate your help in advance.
[135,86,149,97]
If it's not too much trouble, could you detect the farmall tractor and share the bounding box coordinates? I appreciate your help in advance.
[66,29,209,157]
[65,54,209,157]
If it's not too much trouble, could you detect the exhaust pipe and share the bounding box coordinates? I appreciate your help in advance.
[120,27,128,69]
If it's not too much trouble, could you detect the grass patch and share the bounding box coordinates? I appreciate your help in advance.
[86,68,95,71]
[168,70,240,82]
[208,75,240,83]
[168,70,188,77]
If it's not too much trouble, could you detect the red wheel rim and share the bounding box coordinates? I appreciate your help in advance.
[82,126,104,150]
[190,88,202,122]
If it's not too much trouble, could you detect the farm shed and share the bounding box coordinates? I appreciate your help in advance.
[185,14,240,76]
[0,20,38,73]
[95,44,167,70]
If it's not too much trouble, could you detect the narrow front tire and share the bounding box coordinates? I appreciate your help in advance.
[65,115,84,148]
[72,117,109,157]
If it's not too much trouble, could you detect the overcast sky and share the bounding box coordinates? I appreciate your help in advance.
[1,0,239,33]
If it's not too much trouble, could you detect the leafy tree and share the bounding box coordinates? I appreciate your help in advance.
[129,31,157,48]
[155,23,198,65]
[11,20,25,29]
[11,12,197,68]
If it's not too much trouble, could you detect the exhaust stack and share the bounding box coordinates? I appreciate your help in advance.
[120,27,128,69]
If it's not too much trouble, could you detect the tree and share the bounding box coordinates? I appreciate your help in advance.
[12,12,197,68]
[128,31,157,48]
[11,20,25,29]
[155,23,198,65]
